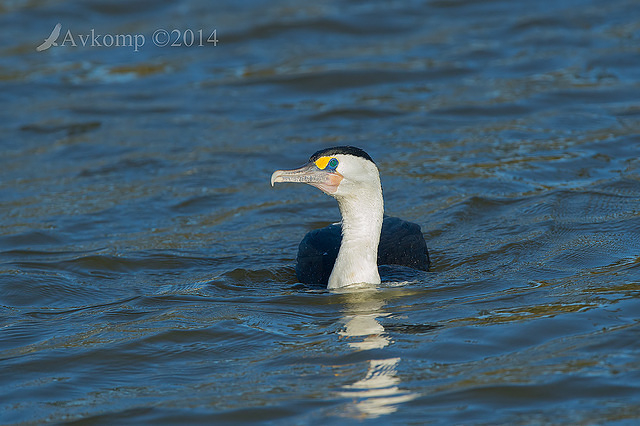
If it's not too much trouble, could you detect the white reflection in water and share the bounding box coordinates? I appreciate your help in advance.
[337,287,418,418]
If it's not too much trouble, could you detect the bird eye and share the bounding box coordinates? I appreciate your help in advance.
[328,158,339,169]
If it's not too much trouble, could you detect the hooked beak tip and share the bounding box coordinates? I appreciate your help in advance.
[270,170,284,187]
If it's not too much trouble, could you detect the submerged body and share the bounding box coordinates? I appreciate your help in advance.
[271,146,430,289]
[296,216,430,286]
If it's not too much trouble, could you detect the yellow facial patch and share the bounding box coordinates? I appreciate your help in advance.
[314,156,331,170]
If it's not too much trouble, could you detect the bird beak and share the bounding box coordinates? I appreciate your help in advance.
[271,162,343,194]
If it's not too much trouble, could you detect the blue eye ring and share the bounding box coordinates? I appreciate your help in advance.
[328,158,339,169]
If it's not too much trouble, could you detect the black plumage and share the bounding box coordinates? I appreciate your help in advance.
[295,216,430,285]
[309,146,374,164]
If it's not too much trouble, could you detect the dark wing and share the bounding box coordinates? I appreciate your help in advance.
[295,216,430,285]
[378,216,430,272]
[295,223,342,286]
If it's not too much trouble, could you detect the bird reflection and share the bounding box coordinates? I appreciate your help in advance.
[336,287,418,418]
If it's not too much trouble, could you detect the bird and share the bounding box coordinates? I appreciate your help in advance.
[36,23,62,52]
[271,146,430,289]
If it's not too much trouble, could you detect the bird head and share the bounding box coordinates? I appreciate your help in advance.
[271,146,381,199]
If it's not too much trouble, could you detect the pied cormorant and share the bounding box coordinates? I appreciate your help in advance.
[271,146,430,289]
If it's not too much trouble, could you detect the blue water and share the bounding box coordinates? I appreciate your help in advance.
[1,0,640,423]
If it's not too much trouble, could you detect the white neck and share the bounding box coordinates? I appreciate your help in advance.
[327,186,384,289]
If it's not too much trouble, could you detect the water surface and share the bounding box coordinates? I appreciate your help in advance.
[1,0,640,424]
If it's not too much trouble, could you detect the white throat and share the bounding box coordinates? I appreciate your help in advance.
[327,182,384,289]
